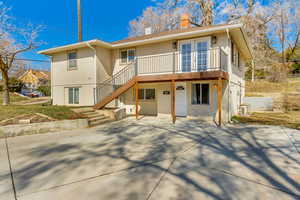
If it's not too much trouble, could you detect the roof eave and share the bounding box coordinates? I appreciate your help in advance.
[111,24,243,48]
[38,24,245,55]
[38,39,112,55]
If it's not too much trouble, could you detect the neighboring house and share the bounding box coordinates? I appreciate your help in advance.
[18,69,50,90]
[39,20,253,125]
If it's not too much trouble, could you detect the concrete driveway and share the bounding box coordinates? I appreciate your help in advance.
[0,117,299,200]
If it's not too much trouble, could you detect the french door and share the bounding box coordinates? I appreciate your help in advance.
[179,39,209,72]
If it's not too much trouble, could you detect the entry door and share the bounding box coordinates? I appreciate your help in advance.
[175,82,187,116]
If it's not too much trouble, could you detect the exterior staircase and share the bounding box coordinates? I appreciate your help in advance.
[72,107,114,127]
[94,62,137,110]
[93,48,228,110]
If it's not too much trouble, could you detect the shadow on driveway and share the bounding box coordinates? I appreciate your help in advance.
[1,117,300,200]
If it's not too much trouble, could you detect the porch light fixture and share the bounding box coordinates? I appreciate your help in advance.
[172,41,178,50]
[212,36,217,44]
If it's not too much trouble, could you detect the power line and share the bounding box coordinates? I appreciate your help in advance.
[15,58,50,63]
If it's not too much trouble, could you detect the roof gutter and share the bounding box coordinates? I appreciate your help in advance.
[239,27,253,60]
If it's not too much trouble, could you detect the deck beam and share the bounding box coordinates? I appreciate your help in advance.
[137,71,228,83]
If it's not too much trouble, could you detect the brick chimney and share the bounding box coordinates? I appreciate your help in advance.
[180,14,190,29]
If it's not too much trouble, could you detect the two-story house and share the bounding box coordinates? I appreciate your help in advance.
[39,21,252,125]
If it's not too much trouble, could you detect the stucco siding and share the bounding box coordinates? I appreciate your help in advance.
[52,48,95,86]
[121,83,158,115]
[95,46,112,83]
[51,47,96,106]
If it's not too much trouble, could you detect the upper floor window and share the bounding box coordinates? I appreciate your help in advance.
[120,49,135,64]
[68,52,77,70]
[231,42,240,68]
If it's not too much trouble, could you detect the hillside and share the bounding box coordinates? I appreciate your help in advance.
[236,77,300,130]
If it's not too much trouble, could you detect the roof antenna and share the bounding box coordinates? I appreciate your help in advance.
[77,0,82,42]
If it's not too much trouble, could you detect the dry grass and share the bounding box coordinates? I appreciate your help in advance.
[233,112,300,130]
[246,77,300,94]
[0,92,28,104]
[0,104,85,122]
[246,80,285,93]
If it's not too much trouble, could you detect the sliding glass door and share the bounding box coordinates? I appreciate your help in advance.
[179,39,209,72]
[196,41,208,71]
[180,42,192,72]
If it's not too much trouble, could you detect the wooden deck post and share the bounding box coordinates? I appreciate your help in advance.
[217,78,222,126]
[171,80,176,124]
[135,81,139,120]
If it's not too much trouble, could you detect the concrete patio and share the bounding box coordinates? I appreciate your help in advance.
[0,116,299,200]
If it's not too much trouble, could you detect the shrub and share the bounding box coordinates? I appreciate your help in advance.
[8,77,24,92]
[267,63,288,82]
[37,85,51,96]
[291,63,300,74]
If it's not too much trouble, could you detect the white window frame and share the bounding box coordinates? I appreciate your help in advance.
[178,37,211,73]
[67,51,78,70]
[68,87,79,104]
[120,49,136,64]
[135,88,156,101]
[191,83,210,105]
[231,42,240,68]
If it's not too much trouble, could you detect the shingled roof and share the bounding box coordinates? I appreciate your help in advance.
[111,24,231,45]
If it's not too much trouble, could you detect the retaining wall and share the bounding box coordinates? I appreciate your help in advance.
[244,97,273,112]
[0,119,89,138]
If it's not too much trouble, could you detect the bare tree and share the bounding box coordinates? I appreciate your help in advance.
[190,0,213,26]
[129,0,215,36]
[0,2,42,105]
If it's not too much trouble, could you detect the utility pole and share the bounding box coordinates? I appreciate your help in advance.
[77,0,82,42]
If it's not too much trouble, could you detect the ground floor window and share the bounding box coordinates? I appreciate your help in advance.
[192,83,209,104]
[137,88,155,100]
[69,88,79,104]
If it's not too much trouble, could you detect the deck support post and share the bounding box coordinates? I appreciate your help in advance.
[171,80,176,124]
[135,81,139,120]
[217,78,222,126]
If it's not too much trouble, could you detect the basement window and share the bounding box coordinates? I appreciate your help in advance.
[69,88,79,104]
[136,88,155,100]
[192,83,209,105]
[68,52,77,70]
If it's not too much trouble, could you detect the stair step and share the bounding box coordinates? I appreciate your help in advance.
[89,118,114,127]
[72,107,94,113]
[84,111,101,117]
[88,115,106,122]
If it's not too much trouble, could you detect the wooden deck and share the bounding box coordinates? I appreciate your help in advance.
[137,71,228,83]
[94,70,228,126]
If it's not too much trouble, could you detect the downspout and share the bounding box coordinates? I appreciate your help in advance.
[86,42,97,105]
[226,28,231,122]
[226,28,230,40]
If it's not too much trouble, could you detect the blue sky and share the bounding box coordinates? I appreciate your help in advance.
[5,0,276,70]
[5,0,155,70]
